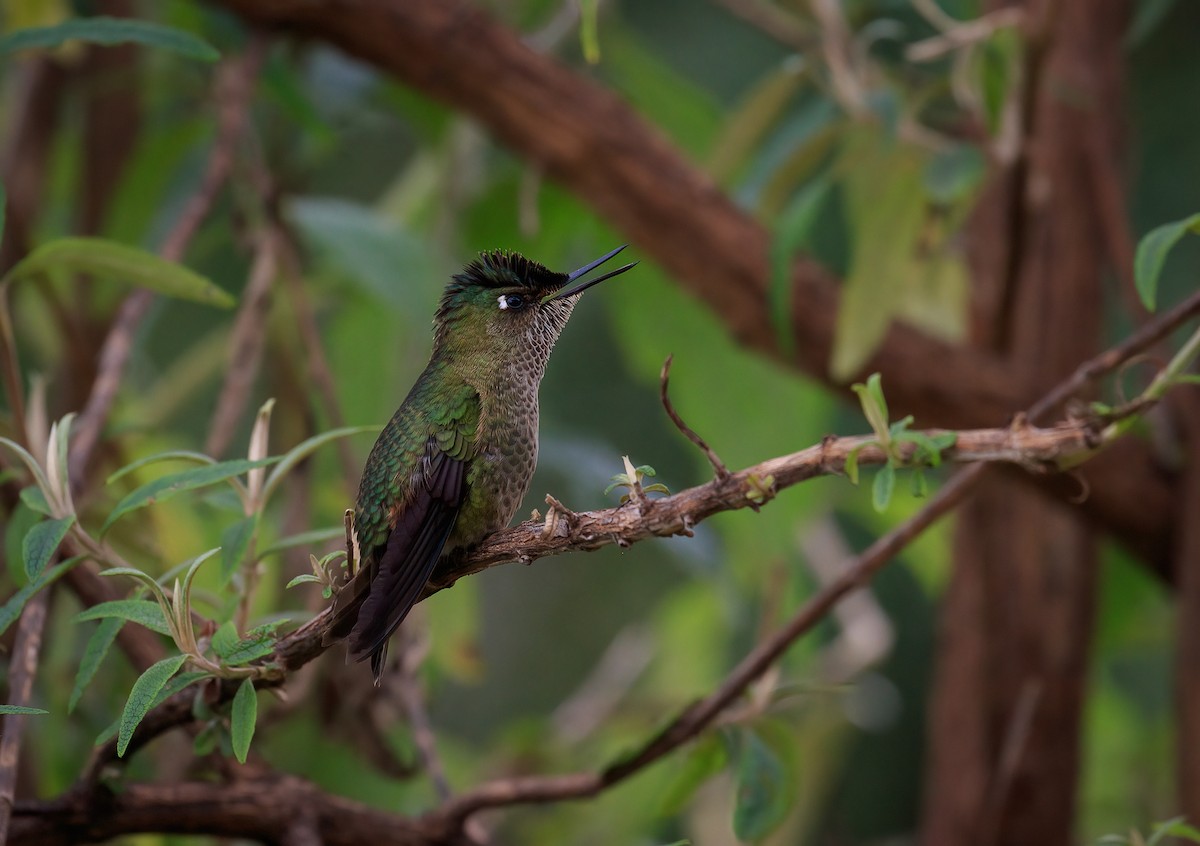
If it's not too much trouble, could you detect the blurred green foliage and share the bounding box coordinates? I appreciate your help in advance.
[0,0,1195,843]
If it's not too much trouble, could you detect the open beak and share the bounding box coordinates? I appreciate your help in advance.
[547,244,638,301]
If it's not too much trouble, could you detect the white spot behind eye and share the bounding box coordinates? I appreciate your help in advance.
[497,295,509,310]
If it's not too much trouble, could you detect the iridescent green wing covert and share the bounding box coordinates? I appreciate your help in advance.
[332,377,479,680]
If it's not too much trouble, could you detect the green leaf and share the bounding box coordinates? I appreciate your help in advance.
[18,486,52,517]
[74,599,172,636]
[0,16,219,61]
[1134,213,1200,311]
[845,445,863,485]
[851,373,891,443]
[0,437,54,501]
[0,557,83,637]
[102,457,281,534]
[872,462,896,512]
[3,237,234,307]
[0,704,48,715]
[896,428,952,467]
[230,679,258,764]
[285,574,322,589]
[732,727,791,841]
[69,617,124,713]
[660,733,727,815]
[21,515,74,582]
[579,0,601,63]
[220,515,259,586]
[178,548,221,626]
[257,526,344,561]
[0,179,5,244]
[213,622,281,667]
[1148,817,1200,845]
[98,567,174,629]
[106,450,216,486]
[259,426,376,507]
[117,654,188,757]
[96,671,209,746]
[911,467,928,498]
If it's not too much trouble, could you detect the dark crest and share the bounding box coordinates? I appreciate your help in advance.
[450,251,568,297]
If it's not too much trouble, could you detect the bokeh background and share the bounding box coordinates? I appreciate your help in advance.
[2,0,1198,844]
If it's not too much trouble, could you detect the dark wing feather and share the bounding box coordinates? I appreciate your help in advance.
[346,438,465,681]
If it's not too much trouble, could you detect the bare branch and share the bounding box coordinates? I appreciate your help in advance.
[0,590,50,842]
[659,355,729,479]
[205,226,280,458]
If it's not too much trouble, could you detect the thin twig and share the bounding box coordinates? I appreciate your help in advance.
[0,590,51,842]
[64,282,1200,828]
[660,355,729,479]
[392,629,452,801]
[68,38,269,489]
[271,216,358,493]
[205,227,280,457]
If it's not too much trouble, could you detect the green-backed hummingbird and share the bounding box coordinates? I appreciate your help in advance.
[326,246,637,682]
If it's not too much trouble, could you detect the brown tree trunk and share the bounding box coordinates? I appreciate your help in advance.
[922,0,1128,842]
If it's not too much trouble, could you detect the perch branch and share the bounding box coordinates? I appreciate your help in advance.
[20,282,1200,843]
[205,0,1179,571]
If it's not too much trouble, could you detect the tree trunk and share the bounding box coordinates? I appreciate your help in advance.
[922,0,1129,842]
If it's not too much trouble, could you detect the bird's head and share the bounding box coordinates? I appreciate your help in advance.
[433,245,636,365]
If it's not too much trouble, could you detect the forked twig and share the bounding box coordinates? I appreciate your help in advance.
[659,354,729,479]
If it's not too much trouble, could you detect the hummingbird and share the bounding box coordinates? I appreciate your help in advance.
[325,245,637,682]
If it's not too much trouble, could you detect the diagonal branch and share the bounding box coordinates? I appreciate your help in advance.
[205,0,1179,571]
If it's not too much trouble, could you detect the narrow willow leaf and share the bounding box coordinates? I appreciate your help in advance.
[219,515,259,585]
[211,621,239,658]
[179,548,221,619]
[106,450,215,486]
[0,557,83,637]
[0,437,54,499]
[214,620,285,667]
[98,567,173,625]
[872,462,896,512]
[69,617,123,713]
[851,374,890,443]
[3,237,234,307]
[74,599,172,636]
[259,426,376,507]
[22,514,74,582]
[0,704,48,715]
[49,412,75,513]
[0,16,219,61]
[230,679,258,764]
[102,457,281,534]
[96,671,209,746]
[732,728,791,841]
[117,654,187,757]
[19,485,52,517]
[285,574,322,589]
[258,526,343,560]
[1134,213,1200,311]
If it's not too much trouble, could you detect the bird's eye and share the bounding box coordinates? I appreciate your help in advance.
[498,293,526,311]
